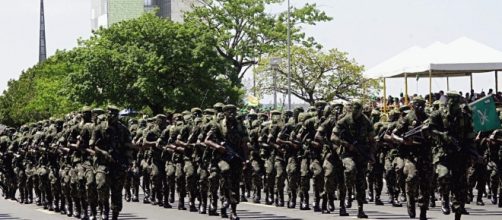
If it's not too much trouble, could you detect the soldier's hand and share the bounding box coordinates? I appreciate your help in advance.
[217,146,227,154]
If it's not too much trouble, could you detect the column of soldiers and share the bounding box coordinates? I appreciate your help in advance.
[0,92,501,220]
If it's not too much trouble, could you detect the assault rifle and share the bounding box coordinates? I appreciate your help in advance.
[221,141,242,162]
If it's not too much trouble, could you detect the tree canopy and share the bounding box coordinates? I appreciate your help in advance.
[254,45,379,105]
[185,0,331,86]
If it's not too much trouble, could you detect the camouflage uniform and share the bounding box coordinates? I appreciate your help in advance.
[428,92,478,220]
[392,97,432,219]
[205,104,249,220]
[332,101,375,219]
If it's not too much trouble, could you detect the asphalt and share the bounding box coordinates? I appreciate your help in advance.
[1,193,502,220]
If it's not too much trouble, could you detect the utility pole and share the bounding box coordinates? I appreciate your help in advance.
[270,58,281,110]
[39,0,47,63]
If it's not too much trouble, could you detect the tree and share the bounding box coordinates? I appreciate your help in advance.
[68,12,241,114]
[185,0,331,86]
[0,51,82,126]
[254,45,379,105]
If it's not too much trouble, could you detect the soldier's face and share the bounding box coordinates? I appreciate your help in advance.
[108,111,119,123]
[413,102,426,113]
[225,109,237,120]
[352,104,363,119]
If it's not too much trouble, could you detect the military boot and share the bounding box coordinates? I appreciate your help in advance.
[240,185,247,202]
[66,202,73,217]
[125,191,131,202]
[339,199,349,216]
[328,194,335,212]
[60,198,67,215]
[101,203,109,220]
[321,195,329,214]
[208,197,218,216]
[367,188,374,203]
[454,212,461,220]
[81,201,89,220]
[229,204,239,220]
[313,193,321,212]
[278,190,285,207]
[407,200,416,218]
[375,195,384,206]
[429,194,436,208]
[441,196,451,215]
[357,205,368,218]
[459,204,469,215]
[189,198,198,212]
[19,190,25,204]
[90,206,97,220]
[74,201,81,219]
[392,196,403,207]
[288,192,296,208]
[178,197,186,210]
[199,195,207,214]
[419,207,427,220]
[476,193,485,206]
[253,190,261,203]
[220,202,229,218]
[300,193,310,210]
[490,187,498,205]
[499,191,502,208]
[111,211,119,220]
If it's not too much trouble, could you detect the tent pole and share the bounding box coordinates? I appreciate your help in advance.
[470,73,473,91]
[429,69,432,105]
[496,71,499,93]
[446,77,450,91]
[383,78,387,113]
[404,73,408,105]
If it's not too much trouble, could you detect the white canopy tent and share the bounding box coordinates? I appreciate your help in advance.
[365,37,502,110]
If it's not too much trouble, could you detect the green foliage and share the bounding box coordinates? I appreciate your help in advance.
[254,45,379,105]
[68,12,241,114]
[185,0,331,86]
[0,51,82,126]
[0,12,242,126]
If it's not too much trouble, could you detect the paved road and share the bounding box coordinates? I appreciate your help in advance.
[1,195,502,220]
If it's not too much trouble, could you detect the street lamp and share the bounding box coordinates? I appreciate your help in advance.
[270,57,281,109]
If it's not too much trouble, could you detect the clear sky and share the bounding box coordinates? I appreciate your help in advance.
[2,0,502,101]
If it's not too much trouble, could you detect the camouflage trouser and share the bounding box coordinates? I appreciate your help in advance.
[198,164,209,207]
[95,164,126,214]
[403,153,432,210]
[322,153,343,202]
[385,155,405,200]
[175,161,186,200]
[140,159,151,200]
[219,159,243,205]
[264,156,275,200]
[286,157,299,197]
[367,151,384,199]
[14,167,26,201]
[274,157,286,200]
[240,161,252,197]
[487,161,501,200]
[60,165,72,212]
[342,156,367,205]
[83,162,97,212]
[38,165,52,206]
[436,152,469,213]
[165,161,176,204]
[184,160,198,205]
[150,160,165,204]
[310,158,323,202]
[467,161,487,199]
[299,157,311,199]
[49,166,61,208]
[251,158,264,199]
[208,161,220,209]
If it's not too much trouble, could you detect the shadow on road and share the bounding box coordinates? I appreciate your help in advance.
[0,213,22,220]
[238,210,303,220]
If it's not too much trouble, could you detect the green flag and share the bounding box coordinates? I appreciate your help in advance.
[469,95,501,132]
